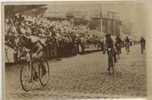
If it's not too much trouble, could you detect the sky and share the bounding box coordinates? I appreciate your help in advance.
[44,1,146,38]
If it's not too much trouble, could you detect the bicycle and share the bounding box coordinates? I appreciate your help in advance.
[20,50,49,92]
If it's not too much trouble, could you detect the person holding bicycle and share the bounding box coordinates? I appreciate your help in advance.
[104,34,117,74]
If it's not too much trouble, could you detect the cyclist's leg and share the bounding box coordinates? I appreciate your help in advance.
[32,61,39,81]
[125,45,127,52]
[141,45,143,54]
[118,47,121,58]
[110,52,114,74]
[120,46,122,54]
[113,49,117,63]
[39,60,47,76]
[126,45,129,54]
[32,51,44,81]
[108,55,110,71]
[107,53,111,73]
[38,57,49,86]
[117,48,120,59]
[111,57,114,74]
[108,52,113,74]
[37,50,47,76]
[28,61,33,82]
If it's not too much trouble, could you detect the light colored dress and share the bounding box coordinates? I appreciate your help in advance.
[5,45,15,63]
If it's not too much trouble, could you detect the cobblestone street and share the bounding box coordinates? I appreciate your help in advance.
[5,45,146,100]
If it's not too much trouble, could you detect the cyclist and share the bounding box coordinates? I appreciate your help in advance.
[18,29,47,80]
[124,36,130,54]
[115,35,122,59]
[140,36,145,54]
[104,34,116,74]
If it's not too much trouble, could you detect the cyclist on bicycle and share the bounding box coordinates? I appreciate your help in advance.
[18,28,47,80]
[140,36,145,54]
[104,34,117,74]
[124,36,130,54]
[115,35,122,59]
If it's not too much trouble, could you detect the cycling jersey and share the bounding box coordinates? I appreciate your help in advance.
[19,35,44,57]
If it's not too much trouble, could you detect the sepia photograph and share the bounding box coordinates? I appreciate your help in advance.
[2,1,147,100]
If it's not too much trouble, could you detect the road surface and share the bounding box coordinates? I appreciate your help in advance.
[5,45,146,100]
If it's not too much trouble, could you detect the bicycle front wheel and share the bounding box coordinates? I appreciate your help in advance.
[20,62,33,92]
[38,59,49,87]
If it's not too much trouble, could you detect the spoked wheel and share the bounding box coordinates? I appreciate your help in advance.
[20,62,33,92]
[38,59,49,87]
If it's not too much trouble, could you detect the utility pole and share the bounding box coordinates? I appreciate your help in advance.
[99,6,103,33]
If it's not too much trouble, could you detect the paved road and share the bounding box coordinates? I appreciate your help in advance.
[5,45,146,100]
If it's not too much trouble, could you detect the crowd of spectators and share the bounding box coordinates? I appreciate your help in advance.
[5,14,103,62]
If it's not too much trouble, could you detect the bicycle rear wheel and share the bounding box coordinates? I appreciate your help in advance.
[38,59,49,87]
[20,62,33,92]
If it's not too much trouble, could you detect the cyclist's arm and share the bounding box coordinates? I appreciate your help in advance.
[35,41,43,55]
